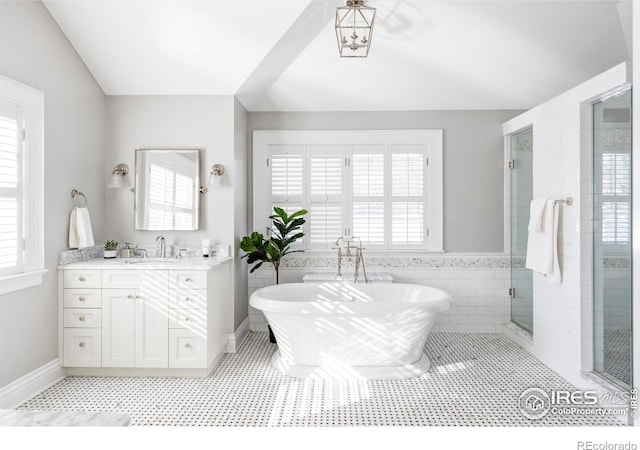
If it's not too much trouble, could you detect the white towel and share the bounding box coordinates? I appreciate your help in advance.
[69,207,95,249]
[525,198,561,284]
[528,198,547,233]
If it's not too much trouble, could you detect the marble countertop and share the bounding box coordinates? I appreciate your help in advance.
[58,255,232,270]
[0,409,130,426]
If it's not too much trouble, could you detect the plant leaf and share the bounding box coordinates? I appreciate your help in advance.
[289,209,308,219]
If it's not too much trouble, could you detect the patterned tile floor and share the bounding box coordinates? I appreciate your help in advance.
[19,332,628,427]
[603,329,631,387]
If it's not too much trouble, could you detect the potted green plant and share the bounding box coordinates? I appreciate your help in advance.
[104,240,118,259]
[241,207,307,343]
[240,207,307,284]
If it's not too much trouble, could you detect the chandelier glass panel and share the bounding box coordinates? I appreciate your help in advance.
[335,0,376,58]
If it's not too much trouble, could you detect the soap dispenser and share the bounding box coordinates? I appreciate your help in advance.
[121,243,134,258]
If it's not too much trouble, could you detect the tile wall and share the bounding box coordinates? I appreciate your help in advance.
[248,254,510,333]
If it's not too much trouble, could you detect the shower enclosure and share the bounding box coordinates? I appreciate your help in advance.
[592,89,633,389]
[509,128,534,333]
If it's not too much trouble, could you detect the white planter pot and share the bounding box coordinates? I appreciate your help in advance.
[104,250,117,259]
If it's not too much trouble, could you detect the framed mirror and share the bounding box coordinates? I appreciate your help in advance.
[134,149,200,230]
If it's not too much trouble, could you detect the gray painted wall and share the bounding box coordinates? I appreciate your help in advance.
[0,2,105,387]
[104,95,248,333]
[104,95,236,248]
[247,110,521,252]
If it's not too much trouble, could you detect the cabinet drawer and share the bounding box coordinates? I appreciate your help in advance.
[170,271,207,289]
[169,289,207,310]
[169,308,207,334]
[63,289,101,308]
[63,308,102,328]
[102,270,168,289]
[169,329,206,368]
[63,328,101,367]
[63,270,101,288]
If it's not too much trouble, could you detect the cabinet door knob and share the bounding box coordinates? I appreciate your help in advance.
[185,343,192,349]
[135,295,141,299]
[79,316,86,322]
[127,294,134,299]
[79,342,85,348]
[184,317,191,322]
[184,297,191,302]
[79,296,86,302]
[78,276,86,282]
[184,277,191,282]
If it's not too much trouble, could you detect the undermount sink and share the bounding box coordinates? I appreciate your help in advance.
[124,257,181,264]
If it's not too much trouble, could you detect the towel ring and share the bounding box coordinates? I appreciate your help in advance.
[71,189,88,207]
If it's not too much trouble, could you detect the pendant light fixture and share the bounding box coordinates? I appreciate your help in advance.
[335,0,376,58]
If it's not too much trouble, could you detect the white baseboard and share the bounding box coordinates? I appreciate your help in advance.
[226,317,250,353]
[0,359,66,409]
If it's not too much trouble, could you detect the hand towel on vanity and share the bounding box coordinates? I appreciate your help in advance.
[525,198,561,284]
[68,207,95,249]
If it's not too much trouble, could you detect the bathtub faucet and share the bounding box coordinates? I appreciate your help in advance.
[333,236,368,283]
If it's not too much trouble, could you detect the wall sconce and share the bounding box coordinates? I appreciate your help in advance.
[107,163,131,188]
[199,164,225,193]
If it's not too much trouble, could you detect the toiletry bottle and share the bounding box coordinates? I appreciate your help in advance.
[202,239,210,258]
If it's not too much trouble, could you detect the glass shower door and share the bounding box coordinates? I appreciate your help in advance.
[593,89,633,389]
[510,128,534,333]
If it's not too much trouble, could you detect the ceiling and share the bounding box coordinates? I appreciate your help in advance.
[43,0,631,112]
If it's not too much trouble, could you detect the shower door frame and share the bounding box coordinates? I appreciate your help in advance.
[504,125,535,338]
[580,84,637,390]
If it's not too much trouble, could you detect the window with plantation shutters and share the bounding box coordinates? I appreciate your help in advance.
[0,101,23,276]
[0,75,45,295]
[254,130,443,252]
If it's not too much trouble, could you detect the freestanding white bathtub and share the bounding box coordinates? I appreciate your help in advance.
[250,282,452,380]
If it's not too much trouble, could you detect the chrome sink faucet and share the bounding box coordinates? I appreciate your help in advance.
[155,235,166,258]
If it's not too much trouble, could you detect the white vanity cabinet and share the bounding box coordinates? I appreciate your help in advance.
[62,269,102,367]
[101,270,169,368]
[168,270,207,368]
[58,258,231,376]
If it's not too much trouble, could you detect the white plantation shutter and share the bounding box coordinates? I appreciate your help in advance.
[391,151,425,246]
[148,164,174,229]
[174,172,195,229]
[0,101,23,276]
[352,148,385,246]
[147,163,195,230]
[601,152,630,244]
[270,147,304,205]
[308,146,345,248]
[269,147,306,247]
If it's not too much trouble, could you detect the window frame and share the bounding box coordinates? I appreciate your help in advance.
[252,130,443,252]
[0,74,46,295]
